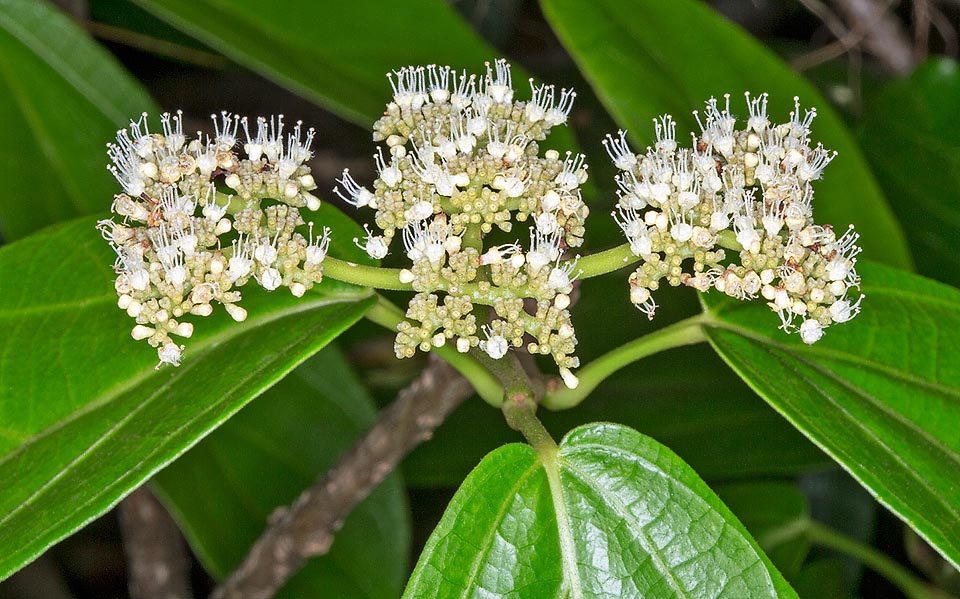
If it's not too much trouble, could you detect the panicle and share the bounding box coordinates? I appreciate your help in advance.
[357,59,587,381]
[101,110,328,367]
[606,93,863,344]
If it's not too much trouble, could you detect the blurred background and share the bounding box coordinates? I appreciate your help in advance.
[1,0,958,597]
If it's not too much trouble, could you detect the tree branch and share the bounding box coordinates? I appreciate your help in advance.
[211,355,475,599]
[118,487,194,599]
[830,0,917,75]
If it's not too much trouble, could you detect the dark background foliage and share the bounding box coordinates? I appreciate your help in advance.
[1,0,958,598]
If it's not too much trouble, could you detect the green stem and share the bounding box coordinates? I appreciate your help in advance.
[324,257,411,291]
[462,223,484,252]
[502,390,557,456]
[542,313,708,410]
[717,229,743,252]
[322,237,639,294]
[805,522,954,599]
[364,295,504,407]
[575,242,640,279]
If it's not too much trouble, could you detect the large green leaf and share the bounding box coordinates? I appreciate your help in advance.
[131,0,579,156]
[701,261,960,570]
[132,0,506,124]
[404,423,798,598]
[540,0,911,270]
[153,348,410,599]
[0,0,157,240]
[859,58,960,287]
[0,205,373,581]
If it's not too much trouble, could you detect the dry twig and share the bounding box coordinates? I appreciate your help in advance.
[118,487,194,599]
[212,356,474,599]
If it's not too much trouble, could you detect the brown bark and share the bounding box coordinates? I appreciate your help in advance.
[118,487,194,599]
[211,356,473,599]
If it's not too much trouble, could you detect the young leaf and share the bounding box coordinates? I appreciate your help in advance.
[539,0,912,270]
[859,58,960,287]
[0,0,157,240]
[404,423,798,598]
[0,205,373,581]
[152,348,410,599]
[701,261,960,570]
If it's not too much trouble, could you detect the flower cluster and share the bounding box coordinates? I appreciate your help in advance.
[606,94,863,343]
[99,111,328,367]
[338,60,588,387]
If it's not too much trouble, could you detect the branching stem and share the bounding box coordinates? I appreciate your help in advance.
[805,522,956,599]
[323,257,411,291]
[364,295,503,406]
[542,313,709,410]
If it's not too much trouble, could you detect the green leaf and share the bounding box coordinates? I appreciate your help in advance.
[153,347,410,599]
[716,482,811,579]
[0,0,157,240]
[0,204,373,581]
[859,58,960,287]
[701,261,960,570]
[539,0,912,270]
[404,423,798,598]
[131,0,497,125]
[131,0,579,154]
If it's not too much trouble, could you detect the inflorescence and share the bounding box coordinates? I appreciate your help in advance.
[337,60,588,387]
[605,93,863,343]
[100,65,864,375]
[99,111,328,367]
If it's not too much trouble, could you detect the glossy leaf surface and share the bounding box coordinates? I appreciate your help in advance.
[0,205,373,580]
[154,348,410,599]
[540,0,911,269]
[0,0,156,239]
[404,423,798,598]
[702,262,960,569]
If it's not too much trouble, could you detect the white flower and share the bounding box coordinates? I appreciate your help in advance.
[157,341,184,368]
[354,224,390,260]
[305,223,331,266]
[800,318,824,344]
[480,324,509,360]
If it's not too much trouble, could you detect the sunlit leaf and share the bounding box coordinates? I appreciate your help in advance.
[404,423,798,598]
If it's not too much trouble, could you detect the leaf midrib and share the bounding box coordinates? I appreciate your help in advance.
[708,331,960,570]
[541,449,584,599]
